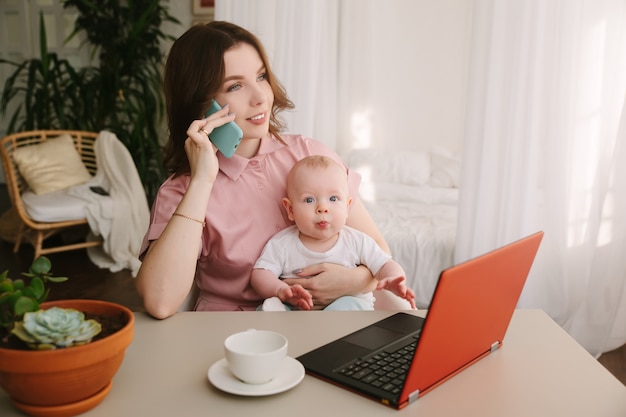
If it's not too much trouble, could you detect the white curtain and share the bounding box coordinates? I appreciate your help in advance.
[217,0,472,155]
[217,0,626,356]
[457,0,626,357]
[216,0,340,149]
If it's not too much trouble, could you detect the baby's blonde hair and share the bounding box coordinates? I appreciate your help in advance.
[286,155,347,196]
[294,155,340,170]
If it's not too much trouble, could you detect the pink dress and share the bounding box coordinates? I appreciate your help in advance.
[139,134,361,310]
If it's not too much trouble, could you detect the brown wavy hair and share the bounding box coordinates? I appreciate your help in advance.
[162,21,294,176]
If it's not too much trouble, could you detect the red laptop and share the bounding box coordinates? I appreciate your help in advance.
[297,231,544,409]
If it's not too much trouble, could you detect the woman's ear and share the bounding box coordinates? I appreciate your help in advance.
[282,197,295,221]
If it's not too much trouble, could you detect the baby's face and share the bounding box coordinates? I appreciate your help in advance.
[284,163,352,244]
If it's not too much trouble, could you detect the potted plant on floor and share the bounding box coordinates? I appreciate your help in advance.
[0,256,134,417]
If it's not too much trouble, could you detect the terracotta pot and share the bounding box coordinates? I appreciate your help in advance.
[0,299,134,417]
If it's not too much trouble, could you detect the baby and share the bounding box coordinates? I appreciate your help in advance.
[251,155,416,310]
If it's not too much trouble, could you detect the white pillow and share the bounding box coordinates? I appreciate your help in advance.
[12,134,92,195]
[430,148,461,188]
[346,149,431,186]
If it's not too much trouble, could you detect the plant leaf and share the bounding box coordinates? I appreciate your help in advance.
[30,256,52,275]
[29,276,45,299]
[14,296,37,316]
[39,12,49,80]
[0,292,12,304]
[0,278,13,293]
[47,276,69,283]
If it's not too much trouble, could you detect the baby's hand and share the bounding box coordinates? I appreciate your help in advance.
[277,284,314,310]
[376,277,417,309]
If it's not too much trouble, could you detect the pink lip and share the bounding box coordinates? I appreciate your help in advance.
[246,112,267,126]
[316,221,329,229]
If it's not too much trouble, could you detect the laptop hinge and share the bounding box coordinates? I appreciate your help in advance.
[490,341,500,353]
[408,389,420,403]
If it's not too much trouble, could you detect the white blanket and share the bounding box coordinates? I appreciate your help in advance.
[346,148,460,309]
[69,131,149,276]
[362,190,457,308]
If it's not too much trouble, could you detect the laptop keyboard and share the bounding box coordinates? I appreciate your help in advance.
[337,335,419,395]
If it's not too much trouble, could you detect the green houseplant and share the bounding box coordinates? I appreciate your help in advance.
[0,256,134,417]
[0,14,85,134]
[0,0,180,202]
[0,256,71,344]
[61,0,180,202]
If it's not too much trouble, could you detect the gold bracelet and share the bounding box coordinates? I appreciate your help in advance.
[173,212,206,227]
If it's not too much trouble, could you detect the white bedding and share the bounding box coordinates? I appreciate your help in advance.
[347,148,460,309]
[361,187,457,308]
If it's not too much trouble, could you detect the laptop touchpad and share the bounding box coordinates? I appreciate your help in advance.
[344,326,403,350]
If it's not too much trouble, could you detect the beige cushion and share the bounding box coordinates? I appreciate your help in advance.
[12,134,92,195]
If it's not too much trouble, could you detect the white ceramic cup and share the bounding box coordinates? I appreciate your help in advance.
[224,329,288,384]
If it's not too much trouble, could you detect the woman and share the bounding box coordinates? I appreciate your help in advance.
[136,21,389,318]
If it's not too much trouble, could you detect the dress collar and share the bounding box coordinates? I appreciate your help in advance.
[217,135,285,181]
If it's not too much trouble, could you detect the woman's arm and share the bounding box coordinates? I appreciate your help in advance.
[282,197,385,306]
[136,178,213,319]
[283,263,376,307]
[345,197,391,254]
[136,114,231,319]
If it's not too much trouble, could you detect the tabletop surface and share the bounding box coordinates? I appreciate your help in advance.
[1,309,625,417]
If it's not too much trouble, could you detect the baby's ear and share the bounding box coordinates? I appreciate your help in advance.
[282,197,295,220]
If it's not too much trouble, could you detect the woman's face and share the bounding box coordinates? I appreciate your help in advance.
[214,43,274,141]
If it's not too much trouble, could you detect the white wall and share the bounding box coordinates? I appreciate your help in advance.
[162,3,195,50]
[337,1,472,156]
[129,1,474,157]
[378,2,472,154]
[0,2,472,182]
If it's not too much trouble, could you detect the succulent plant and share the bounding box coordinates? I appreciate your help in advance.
[0,256,72,344]
[11,307,102,350]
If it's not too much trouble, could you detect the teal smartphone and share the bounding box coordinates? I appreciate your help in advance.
[204,100,243,158]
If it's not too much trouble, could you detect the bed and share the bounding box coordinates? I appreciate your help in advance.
[345,147,460,309]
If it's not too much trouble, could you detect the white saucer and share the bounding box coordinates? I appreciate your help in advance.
[208,356,305,396]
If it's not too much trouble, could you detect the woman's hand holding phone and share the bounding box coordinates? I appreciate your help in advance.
[185,104,237,183]
[203,100,243,158]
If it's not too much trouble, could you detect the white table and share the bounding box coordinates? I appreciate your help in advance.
[1,309,625,416]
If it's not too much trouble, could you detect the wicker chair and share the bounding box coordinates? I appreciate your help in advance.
[0,130,104,259]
